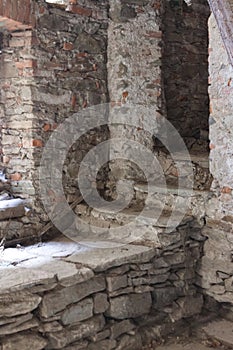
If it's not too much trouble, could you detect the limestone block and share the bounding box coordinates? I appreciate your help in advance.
[106,292,152,319]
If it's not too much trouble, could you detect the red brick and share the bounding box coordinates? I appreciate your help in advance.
[15,60,37,69]
[63,42,74,51]
[10,172,22,181]
[221,186,232,194]
[32,139,43,147]
[68,5,92,17]
[145,31,162,39]
[43,123,51,132]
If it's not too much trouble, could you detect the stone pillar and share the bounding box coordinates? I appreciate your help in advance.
[197,13,233,309]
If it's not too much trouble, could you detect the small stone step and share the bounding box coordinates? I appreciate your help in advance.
[202,319,233,348]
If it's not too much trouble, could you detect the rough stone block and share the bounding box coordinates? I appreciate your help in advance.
[152,287,180,308]
[93,293,109,314]
[115,333,142,350]
[87,339,117,350]
[47,315,105,349]
[0,292,41,317]
[110,319,135,339]
[1,333,47,350]
[61,298,93,325]
[106,292,152,319]
[40,276,105,318]
[106,275,128,292]
[65,245,155,272]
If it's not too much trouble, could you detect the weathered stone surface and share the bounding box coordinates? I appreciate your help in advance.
[93,293,109,314]
[37,260,94,287]
[61,298,93,325]
[0,292,41,317]
[87,339,117,350]
[47,315,105,349]
[107,274,128,292]
[40,276,105,318]
[115,333,142,350]
[1,333,47,350]
[106,293,152,319]
[203,319,233,347]
[131,274,169,286]
[176,294,203,318]
[65,245,155,272]
[155,343,213,350]
[110,319,135,339]
[0,315,38,335]
[0,268,56,293]
[153,287,180,308]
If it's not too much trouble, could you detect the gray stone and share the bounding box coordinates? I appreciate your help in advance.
[40,276,105,318]
[131,274,169,286]
[163,252,186,266]
[65,245,155,272]
[203,319,233,347]
[1,333,47,350]
[153,287,180,308]
[110,319,135,339]
[93,293,109,314]
[107,274,128,292]
[115,333,142,350]
[0,315,38,335]
[89,329,110,342]
[37,260,94,287]
[176,294,203,317]
[38,321,63,333]
[134,285,154,293]
[106,293,152,319]
[0,268,56,293]
[108,264,130,275]
[74,33,105,53]
[87,339,117,350]
[0,292,41,317]
[61,298,93,325]
[47,315,105,349]
[155,343,214,350]
[109,286,134,297]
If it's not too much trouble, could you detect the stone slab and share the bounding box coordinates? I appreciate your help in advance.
[0,267,56,293]
[65,244,155,272]
[202,319,233,347]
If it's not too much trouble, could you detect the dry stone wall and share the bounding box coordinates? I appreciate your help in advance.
[0,233,204,350]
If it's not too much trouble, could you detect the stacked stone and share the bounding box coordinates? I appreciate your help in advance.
[0,237,204,350]
[197,217,233,305]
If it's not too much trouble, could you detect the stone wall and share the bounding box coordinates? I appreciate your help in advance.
[197,14,233,310]
[0,0,110,242]
[0,232,204,350]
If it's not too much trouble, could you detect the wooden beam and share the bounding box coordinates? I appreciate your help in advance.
[208,0,233,66]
